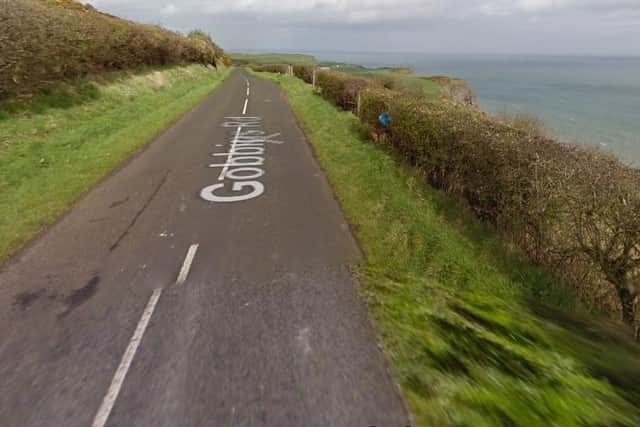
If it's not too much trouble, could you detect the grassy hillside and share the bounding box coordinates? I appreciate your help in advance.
[318,63,440,100]
[231,52,318,65]
[256,72,640,427]
[0,65,231,263]
[347,67,442,100]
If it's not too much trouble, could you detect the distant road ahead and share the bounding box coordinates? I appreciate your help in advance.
[0,70,409,427]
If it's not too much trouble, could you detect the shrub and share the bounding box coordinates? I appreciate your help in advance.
[495,112,546,138]
[293,65,314,84]
[249,64,288,74]
[0,0,223,99]
[315,71,374,113]
[359,88,640,337]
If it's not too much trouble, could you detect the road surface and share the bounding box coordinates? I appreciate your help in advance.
[0,70,409,426]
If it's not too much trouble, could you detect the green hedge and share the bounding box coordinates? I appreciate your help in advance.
[288,69,640,337]
[315,71,373,113]
[0,0,223,98]
[360,88,640,336]
[292,65,314,84]
[249,64,288,74]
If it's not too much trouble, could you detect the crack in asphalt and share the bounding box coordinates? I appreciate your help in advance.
[109,170,170,252]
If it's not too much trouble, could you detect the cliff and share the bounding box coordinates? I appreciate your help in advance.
[425,76,478,108]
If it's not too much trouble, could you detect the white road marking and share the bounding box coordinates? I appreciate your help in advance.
[91,288,163,427]
[242,98,249,115]
[246,87,250,96]
[218,126,242,180]
[176,244,199,285]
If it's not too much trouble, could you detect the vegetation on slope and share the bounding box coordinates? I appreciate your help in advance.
[244,57,478,106]
[274,67,640,338]
[256,72,640,427]
[0,0,223,98]
[358,87,640,335]
[0,65,231,263]
[327,63,444,101]
[230,52,318,65]
[234,52,445,99]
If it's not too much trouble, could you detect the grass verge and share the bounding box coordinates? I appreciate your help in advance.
[0,65,231,263]
[257,73,640,427]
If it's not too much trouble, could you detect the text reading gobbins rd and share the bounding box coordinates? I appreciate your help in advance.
[201,116,283,203]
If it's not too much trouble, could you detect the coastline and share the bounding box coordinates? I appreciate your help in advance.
[304,51,640,166]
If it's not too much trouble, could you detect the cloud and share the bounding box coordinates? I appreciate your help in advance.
[160,4,178,15]
[91,0,640,23]
[87,0,640,54]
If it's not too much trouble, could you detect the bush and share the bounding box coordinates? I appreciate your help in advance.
[359,88,640,337]
[495,112,546,138]
[315,71,374,113]
[249,64,288,74]
[0,0,223,99]
[293,65,314,84]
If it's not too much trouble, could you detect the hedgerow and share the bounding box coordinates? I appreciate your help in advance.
[0,0,223,99]
[248,64,289,74]
[292,65,314,84]
[315,71,373,113]
[292,70,640,338]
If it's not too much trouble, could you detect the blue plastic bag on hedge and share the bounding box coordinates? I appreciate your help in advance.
[378,112,392,127]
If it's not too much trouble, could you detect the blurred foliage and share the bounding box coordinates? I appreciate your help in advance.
[259,73,640,426]
[256,67,640,338]
[247,64,289,74]
[359,88,640,337]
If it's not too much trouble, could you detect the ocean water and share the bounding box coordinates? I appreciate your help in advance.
[307,51,640,166]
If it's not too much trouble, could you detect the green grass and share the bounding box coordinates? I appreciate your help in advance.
[256,72,640,427]
[323,63,443,100]
[371,69,442,100]
[230,52,318,65]
[0,64,231,263]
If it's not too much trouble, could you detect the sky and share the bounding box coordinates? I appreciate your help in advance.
[90,0,640,55]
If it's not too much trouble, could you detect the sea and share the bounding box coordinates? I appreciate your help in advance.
[304,51,640,166]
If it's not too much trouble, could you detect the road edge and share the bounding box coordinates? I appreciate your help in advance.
[256,71,416,427]
[0,68,234,271]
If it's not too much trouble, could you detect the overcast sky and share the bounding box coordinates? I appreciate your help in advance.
[91,0,640,55]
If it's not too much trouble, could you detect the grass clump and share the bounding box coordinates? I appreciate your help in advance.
[255,72,640,427]
[0,65,231,263]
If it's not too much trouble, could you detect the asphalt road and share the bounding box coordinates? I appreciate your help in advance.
[0,70,409,427]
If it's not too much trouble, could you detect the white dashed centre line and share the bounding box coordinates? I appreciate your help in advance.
[176,243,200,285]
[94,75,253,427]
[91,288,163,427]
